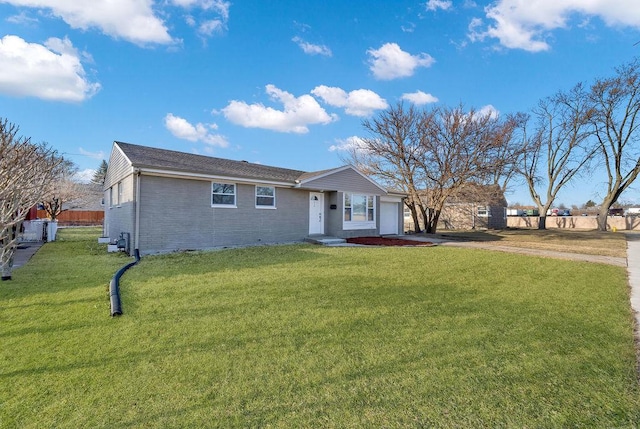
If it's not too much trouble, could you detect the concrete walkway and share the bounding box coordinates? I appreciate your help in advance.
[390,233,628,266]
[13,241,44,269]
[440,240,628,266]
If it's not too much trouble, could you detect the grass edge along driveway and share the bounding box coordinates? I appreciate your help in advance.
[1,228,639,428]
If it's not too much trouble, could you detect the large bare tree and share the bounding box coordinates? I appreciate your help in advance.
[520,84,596,229]
[589,58,640,230]
[346,103,427,232]
[0,119,63,280]
[346,103,524,233]
[485,112,530,194]
[417,105,524,232]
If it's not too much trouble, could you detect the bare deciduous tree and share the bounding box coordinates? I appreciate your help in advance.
[346,103,427,232]
[520,84,596,229]
[345,103,525,234]
[0,119,63,280]
[417,105,525,232]
[589,58,640,230]
[485,112,530,194]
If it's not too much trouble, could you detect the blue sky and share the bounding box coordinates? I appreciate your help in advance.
[1,0,639,207]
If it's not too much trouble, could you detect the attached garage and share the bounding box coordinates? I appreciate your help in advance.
[379,196,404,235]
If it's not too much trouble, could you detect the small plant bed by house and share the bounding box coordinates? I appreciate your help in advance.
[346,236,434,246]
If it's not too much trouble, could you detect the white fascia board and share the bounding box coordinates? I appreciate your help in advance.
[104,142,135,191]
[137,167,296,187]
[384,191,408,199]
[114,142,132,165]
[380,195,404,203]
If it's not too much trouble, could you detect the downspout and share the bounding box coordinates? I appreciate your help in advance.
[134,169,141,253]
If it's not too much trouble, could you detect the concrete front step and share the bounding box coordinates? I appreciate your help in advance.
[304,236,346,245]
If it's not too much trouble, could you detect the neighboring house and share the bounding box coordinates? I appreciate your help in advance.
[103,142,405,255]
[404,184,507,231]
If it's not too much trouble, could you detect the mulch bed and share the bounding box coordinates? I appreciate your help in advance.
[345,236,434,247]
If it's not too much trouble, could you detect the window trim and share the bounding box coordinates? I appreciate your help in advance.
[255,185,276,209]
[117,181,123,207]
[477,205,490,217]
[211,181,237,208]
[343,193,376,230]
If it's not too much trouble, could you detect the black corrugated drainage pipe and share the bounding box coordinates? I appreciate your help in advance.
[110,249,141,317]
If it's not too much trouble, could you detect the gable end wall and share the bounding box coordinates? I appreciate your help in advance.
[104,145,132,189]
[302,169,384,195]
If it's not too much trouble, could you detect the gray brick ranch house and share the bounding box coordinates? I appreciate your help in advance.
[103,142,405,255]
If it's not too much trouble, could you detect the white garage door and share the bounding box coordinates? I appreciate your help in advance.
[380,202,399,235]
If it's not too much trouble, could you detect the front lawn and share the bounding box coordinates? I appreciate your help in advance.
[1,228,639,427]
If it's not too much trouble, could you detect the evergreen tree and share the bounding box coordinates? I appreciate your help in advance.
[91,160,108,187]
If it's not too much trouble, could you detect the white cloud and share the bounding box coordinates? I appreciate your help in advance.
[171,0,230,20]
[222,84,336,133]
[1,0,232,45]
[311,85,388,117]
[401,90,439,105]
[329,136,367,152]
[292,36,332,57]
[173,0,230,38]
[79,147,106,160]
[1,0,174,45]
[164,113,228,147]
[426,0,452,11]
[73,168,95,183]
[470,0,640,52]
[198,19,225,37]
[6,11,39,25]
[401,23,416,33]
[367,43,435,80]
[477,104,499,119]
[0,35,100,102]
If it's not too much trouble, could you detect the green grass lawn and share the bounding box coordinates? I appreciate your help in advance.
[2,228,640,428]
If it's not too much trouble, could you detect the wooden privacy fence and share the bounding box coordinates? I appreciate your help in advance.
[36,210,104,226]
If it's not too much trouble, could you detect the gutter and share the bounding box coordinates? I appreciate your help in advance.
[135,169,141,252]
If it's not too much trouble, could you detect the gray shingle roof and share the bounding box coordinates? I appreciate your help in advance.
[296,166,346,183]
[116,141,306,183]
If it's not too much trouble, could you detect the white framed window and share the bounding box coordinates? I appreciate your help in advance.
[109,187,114,208]
[117,181,123,206]
[212,182,236,207]
[256,186,275,208]
[477,206,490,217]
[344,193,376,229]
